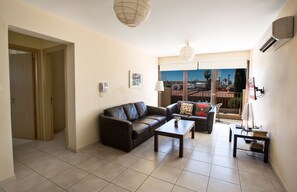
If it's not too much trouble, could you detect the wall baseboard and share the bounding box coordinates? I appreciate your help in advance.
[0,174,16,183]
[268,163,287,192]
[67,140,99,153]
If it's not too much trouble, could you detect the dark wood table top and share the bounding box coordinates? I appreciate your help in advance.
[155,119,195,136]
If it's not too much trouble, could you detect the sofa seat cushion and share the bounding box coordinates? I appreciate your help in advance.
[172,113,190,119]
[132,123,150,140]
[189,116,207,125]
[134,118,159,131]
[122,103,139,121]
[146,115,166,123]
[104,106,127,120]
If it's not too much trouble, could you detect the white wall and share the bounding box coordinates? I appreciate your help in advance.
[251,0,297,191]
[0,0,158,181]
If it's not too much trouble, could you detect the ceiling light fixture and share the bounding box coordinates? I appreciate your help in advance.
[113,0,151,27]
[180,43,195,62]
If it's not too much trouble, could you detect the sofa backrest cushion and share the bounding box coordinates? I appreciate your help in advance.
[177,101,196,115]
[122,103,139,121]
[180,103,194,116]
[134,102,148,118]
[195,103,211,117]
[104,106,127,120]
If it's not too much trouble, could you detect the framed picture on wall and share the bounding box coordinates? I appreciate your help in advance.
[129,71,143,88]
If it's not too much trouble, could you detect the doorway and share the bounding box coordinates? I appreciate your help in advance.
[9,44,66,141]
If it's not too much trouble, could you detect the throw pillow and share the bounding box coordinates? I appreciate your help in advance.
[180,103,193,116]
[196,103,211,117]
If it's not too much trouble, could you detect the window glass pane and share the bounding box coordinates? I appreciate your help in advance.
[187,69,212,102]
[161,70,183,103]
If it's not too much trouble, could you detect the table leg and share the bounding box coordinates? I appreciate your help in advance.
[233,135,237,157]
[191,126,195,139]
[179,137,183,158]
[264,140,269,163]
[229,127,232,142]
[154,134,158,152]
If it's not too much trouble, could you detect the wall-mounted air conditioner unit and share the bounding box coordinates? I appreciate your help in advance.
[259,16,294,52]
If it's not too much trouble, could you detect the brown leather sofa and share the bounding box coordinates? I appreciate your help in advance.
[166,101,216,134]
[99,101,166,152]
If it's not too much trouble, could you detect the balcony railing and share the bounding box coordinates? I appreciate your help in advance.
[169,89,243,114]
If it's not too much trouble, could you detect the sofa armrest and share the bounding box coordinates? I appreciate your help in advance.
[99,114,133,152]
[147,105,166,116]
[166,103,178,121]
[206,106,216,133]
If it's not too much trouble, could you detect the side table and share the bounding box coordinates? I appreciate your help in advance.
[229,124,270,163]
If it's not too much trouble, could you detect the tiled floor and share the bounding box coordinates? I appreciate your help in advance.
[0,122,284,192]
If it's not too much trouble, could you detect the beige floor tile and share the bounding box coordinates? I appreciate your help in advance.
[176,170,208,192]
[263,164,286,192]
[172,185,195,192]
[190,150,213,163]
[156,143,174,153]
[112,169,147,192]
[194,144,215,153]
[63,152,91,166]
[129,158,159,175]
[28,180,65,192]
[39,143,66,155]
[174,138,197,150]
[80,144,103,155]
[161,154,189,169]
[214,147,233,157]
[0,165,47,192]
[92,162,126,182]
[240,171,276,192]
[13,142,38,156]
[26,155,72,179]
[136,177,173,192]
[184,159,211,176]
[207,178,241,192]
[50,167,88,189]
[14,150,47,165]
[210,165,240,184]
[141,151,167,163]
[130,145,152,157]
[68,174,108,192]
[241,185,275,192]
[100,183,129,192]
[13,159,23,169]
[170,147,193,158]
[76,157,107,173]
[95,148,125,161]
[111,153,139,167]
[238,160,267,176]
[212,155,238,169]
[151,164,182,183]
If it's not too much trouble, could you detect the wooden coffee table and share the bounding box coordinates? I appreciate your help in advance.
[154,119,195,158]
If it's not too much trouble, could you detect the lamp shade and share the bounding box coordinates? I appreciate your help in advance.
[242,103,254,121]
[180,43,195,62]
[155,81,164,91]
[113,0,151,27]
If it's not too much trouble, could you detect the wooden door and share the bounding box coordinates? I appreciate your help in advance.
[50,50,66,132]
[9,51,36,140]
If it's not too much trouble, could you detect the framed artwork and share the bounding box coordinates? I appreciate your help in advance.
[129,71,143,88]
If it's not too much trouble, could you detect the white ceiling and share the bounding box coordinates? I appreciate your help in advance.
[21,0,287,57]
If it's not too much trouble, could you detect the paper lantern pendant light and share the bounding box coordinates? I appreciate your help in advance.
[180,43,195,62]
[113,0,151,27]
